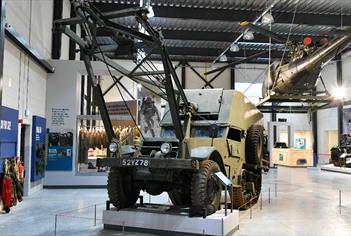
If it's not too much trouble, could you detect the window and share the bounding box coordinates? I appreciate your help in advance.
[161,126,226,138]
[227,128,242,142]
[191,126,226,138]
[161,127,176,137]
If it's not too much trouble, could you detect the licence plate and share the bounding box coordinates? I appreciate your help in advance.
[121,159,150,167]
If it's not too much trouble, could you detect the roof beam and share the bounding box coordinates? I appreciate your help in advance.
[161,30,323,43]
[165,47,285,59]
[153,7,351,27]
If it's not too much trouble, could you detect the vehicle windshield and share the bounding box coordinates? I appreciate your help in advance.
[161,126,226,138]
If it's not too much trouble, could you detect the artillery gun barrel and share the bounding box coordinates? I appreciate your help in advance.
[273,36,351,94]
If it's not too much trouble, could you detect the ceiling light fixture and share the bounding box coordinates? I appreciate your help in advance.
[243,31,254,40]
[230,43,240,52]
[219,55,228,62]
[261,12,274,25]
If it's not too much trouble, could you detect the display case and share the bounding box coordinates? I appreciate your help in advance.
[76,112,141,174]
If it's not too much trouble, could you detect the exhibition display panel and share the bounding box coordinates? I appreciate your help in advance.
[0,106,25,213]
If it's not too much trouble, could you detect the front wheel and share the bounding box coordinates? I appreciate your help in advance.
[191,160,222,216]
[107,168,141,209]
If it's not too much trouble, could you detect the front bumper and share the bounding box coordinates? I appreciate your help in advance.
[100,157,198,170]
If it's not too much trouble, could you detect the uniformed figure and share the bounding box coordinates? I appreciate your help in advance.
[140,96,160,137]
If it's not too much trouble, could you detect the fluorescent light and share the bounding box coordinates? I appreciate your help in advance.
[243,31,254,40]
[147,6,154,18]
[219,55,227,62]
[262,12,274,25]
[230,44,240,52]
[331,86,346,100]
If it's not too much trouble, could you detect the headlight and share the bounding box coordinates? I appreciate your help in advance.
[160,142,171,154]
[109,141,118,153]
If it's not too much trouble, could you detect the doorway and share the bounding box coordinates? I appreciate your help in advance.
[20,124,31,196]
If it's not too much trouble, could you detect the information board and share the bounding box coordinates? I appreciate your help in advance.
[31,116,46,182]
[46,130,73,171]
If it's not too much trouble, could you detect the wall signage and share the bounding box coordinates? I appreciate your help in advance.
[31,116,46,182]
[46,130,73,171]
[51,108,70,126]
[0,106,19,158]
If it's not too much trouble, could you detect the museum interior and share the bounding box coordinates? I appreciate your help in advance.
[1,0,351,235]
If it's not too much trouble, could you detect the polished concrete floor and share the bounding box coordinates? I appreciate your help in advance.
[1,167,351,236]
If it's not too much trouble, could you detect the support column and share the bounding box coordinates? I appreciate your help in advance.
[69,4,76,60]
[336,55,343,142]
[271,111,277,145]
[312,111,318,166]
[51,0,63,59]
[80,75,85,126]
[86,74,92,127]
[181,61,186,89]
[0,0,6,106]
[230,67,235,89]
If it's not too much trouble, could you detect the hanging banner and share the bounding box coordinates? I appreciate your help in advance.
[31,116,46,182]
[46,130,73,171]
[0,106,19,158]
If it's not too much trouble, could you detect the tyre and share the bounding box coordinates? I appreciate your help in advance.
[330,147,342,166]
[191,160,221,215]
[232,124,264,210]
[107,167,141,209]
[232,169,262,210]
[245,124,264,165]
[168,189,191,206]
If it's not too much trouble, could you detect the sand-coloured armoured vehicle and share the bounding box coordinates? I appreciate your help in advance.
[54,1,264,216]
[105,89,263,215]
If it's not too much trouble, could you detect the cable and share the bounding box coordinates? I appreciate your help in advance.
[270,0,299,92]
[81,5,145,140]
[243,67,268,94]
[135,51,167,97]
[278,0,299,66]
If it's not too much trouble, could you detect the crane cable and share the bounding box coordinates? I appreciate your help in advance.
[270,0,300,92]
[81,7,145,140]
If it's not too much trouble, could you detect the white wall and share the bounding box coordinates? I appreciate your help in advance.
[45,60,117,186]
[2,0,54,195]
[184,62,230,89]
[6,0,53,59]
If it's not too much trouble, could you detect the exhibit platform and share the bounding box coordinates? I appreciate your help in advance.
[103,203,239,236]
[321,164,351,175]
[272,148,313,167]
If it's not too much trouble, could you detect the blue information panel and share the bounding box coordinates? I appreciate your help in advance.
[0,106,19,159]
[46,131,73,171]
[31,116,46,182]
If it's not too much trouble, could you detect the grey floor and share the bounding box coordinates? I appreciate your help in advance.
[1,167,351,236]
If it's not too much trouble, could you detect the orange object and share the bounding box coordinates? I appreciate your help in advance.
[18,162,24,183]
[303,37,312,46]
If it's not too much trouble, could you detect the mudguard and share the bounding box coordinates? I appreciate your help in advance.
[190,146,226,175]
[190,146,216,160]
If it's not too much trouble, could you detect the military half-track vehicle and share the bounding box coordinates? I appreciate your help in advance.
[54,1,264,216]
[104,89,263,215]
[330,134,351,167]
